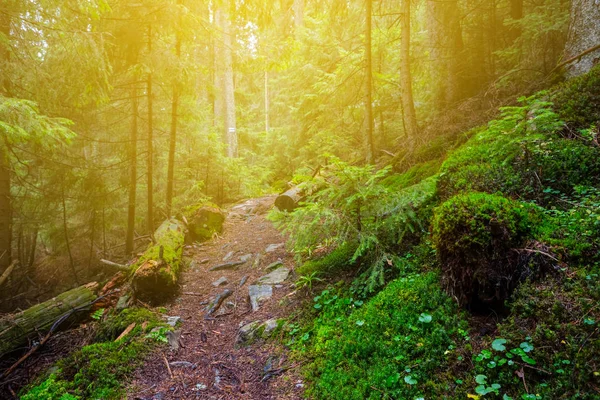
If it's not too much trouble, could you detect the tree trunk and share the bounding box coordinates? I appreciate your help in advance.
[147,25,155,234]
[563,0,600,77]
[0,151,10,272]
[131,219,186,302]
[126,85,138,255]
[364,0,375,163]
[400,0,419,142]
[427,0,464,110]
[223,0,238,158]
[293,0,305,34]
[0,10,11,272]
[166,1,182,215]
[62,189,78,284]
[0,282,99,356]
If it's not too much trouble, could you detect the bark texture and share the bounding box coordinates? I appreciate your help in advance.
[564,0,600,77]
[0,282,99,356]
[131,219,186,302]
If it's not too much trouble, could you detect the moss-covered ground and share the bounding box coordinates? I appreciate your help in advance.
[20,308,170,400]
[285,66,600,399]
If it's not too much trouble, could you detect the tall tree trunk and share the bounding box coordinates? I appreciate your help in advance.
[264,70,269,134]
[166,1,183,215]
[563,0,600,77]
[223,0,237,158]
[293,0,305,33]
[0,8,11,272]
[147,25,154,234]
[427,0,464,110]
[400,0,419,143]
[62,189,78,284]
[364,0,375,163]
[213,8,224,130]
[125,86,138,255]
[0,151,10,272]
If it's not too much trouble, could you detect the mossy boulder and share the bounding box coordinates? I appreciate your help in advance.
[186,205,225,242]
[431,193,535,308]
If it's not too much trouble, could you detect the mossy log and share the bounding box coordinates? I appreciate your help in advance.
[0,282,99,356]
[187,205,225,242]
[131,219,186,302]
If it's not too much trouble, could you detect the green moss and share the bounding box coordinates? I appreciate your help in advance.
[431,193,535,307]
[94,307,159,342]
[297,242,358,277]
[299,273,468,400]
[551,64,600,129]
[21,308,167,399]
[382,159,442,192]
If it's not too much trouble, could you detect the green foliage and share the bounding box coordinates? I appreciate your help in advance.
[432,193,534,307]
[296,273,468,399]
[437,94,564,201]
[271,157,392,259]
[551,65,600,129]
[536,186,600,263]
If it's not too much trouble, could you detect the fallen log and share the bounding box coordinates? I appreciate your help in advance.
[0,282,99,356]
[274,186,303,212]
[131,219,186,302]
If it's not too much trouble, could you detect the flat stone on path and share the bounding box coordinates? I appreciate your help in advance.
[240,253,253,262]
[265,243,284,253]
[209,260,246,271]
[212,277,228,287]
[223,251,234,261]
[166,316,182,327]
[265,259,283,271]
[248,285,273,311]
[257,267,290,285]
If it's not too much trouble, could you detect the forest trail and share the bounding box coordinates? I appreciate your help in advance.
[128,196,304,400]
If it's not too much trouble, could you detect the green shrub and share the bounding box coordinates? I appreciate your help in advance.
[301,273,468,400]
[432,193,535,307]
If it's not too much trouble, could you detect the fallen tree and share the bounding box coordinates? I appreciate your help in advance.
[274,186,303,212]
[0,282,99,356]
[131,218,186,302]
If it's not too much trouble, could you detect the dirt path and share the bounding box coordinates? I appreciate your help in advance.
[128,196,305,400]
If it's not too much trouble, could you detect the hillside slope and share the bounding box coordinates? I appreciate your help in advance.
[279,66,600,400]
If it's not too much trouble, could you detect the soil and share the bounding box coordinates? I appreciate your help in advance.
[127,196,305,400]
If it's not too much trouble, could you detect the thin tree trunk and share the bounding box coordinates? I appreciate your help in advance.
[27,229,37,270]
[125,85,138,255]
[0,12,12,272]
[147,25,154,234]
[62,189,78,284]
[166,1,182,215]
[264,70,269,133]
[400,0,419,143]
[87,210,96,269]
[365,0,375,163]
[223,0,237,158]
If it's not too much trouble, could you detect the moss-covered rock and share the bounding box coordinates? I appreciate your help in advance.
[186,205,225,242]
[431,193,535,308]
